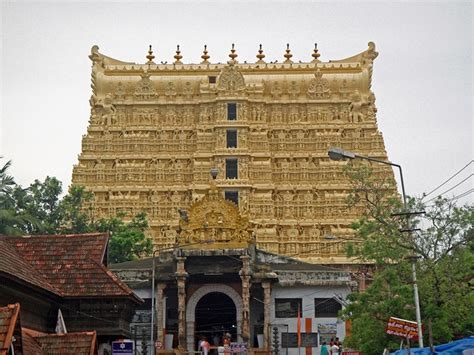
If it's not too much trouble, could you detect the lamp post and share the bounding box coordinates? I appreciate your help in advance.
[328,147,424,348]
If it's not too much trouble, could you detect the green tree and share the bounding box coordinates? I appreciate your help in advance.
[11,176,63,234]
[59,185,95,234]
[1,159,153,263]
[96,211,152,263]
[0,158,42,235]
[342,164,473,354]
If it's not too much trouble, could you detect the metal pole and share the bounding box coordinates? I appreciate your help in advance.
[411,258,423,348]
[392,164,423,349]
[354,154,423,348]
[151,250,157,355]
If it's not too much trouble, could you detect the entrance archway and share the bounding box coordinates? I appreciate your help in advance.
[195,292,237,348]
[186,284,243,352]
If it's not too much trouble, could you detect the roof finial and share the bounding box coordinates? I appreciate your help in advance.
[229,43,238,63]
[201,44,210,64]
[174,44,183,64]
[256,44,266,63]
[283,43,293,64]
[146,45,155,64]
[311,43,321,63]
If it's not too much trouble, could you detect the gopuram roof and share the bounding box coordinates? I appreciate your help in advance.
[74,41,393,265]
[88,42,378,73]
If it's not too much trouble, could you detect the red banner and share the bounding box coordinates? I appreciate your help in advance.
[386,317,419,340]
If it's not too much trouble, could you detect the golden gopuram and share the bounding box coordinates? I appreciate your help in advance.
[72,42,394,264]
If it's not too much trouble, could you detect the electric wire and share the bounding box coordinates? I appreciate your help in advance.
[451,188,474,202]
[422,160,473,200]
[425,174,473,203]
[425,188,474,207]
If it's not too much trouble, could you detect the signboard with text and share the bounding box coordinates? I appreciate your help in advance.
[317,323,337,345]
[281,333,318,348]
[230,342,248,353]
[386,317,419,340]
[112,340,134,355]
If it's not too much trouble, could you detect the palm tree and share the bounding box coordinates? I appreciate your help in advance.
[0,158,42,235]
[0,158,15,209]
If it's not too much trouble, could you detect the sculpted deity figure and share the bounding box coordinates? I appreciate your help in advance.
[288,80,300,98]
[366,91,377,121]
[350,90,365,122]
[239,160,248,179]
[271,81,282,98]
[114,82,126,99]
[165,82,177,98]
[183,81,193,98]
[216,63,246,94]
[307,70,331,99]
[239,103,247,120]
[91,94,117,126]
[216,131,225,148]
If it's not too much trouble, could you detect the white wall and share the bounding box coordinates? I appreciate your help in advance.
[270,285,350,355]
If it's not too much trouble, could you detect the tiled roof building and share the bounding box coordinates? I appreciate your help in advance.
[0,233,142,353]
[3,233,136,298]
[23,328,97,355]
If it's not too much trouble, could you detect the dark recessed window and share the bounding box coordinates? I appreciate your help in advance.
[227,130,237,148]
[225,158,238,179]
[225,191,239,205]
[227,103,237,120]
[314,298,342,318]
[209,76,217,84]
[275,298,302,318]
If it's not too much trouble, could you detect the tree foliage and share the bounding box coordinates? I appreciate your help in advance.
[96,211,152,264]
[0,158,152,263]
[342,163,473,354]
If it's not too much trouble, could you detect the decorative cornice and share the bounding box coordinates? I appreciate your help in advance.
[90,43,374,74]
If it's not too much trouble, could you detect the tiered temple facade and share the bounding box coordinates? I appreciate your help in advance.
[72,43,393,263]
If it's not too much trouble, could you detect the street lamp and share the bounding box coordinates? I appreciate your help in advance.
[328,147,424,348]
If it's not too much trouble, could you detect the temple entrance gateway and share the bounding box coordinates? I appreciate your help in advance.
[195,292,237,349]
[186,284,243,352]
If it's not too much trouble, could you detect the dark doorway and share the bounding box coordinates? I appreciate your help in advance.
[195,292,237,350]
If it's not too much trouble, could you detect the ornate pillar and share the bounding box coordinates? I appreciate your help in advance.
[175,256,188,351]
[262,281,272,349]
[156,283,167,344]
[239,255,251,343]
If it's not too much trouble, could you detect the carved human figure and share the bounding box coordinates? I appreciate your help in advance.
[216,131,225,148]
[240,131,247,147]
[93,94,117,126]
[165,82,177,98]
[183,81,193,98]
[350,90,365,122]
[239,160,248,179]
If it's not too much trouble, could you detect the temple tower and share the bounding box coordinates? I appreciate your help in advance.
[72,42,393,263]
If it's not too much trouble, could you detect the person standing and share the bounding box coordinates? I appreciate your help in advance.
[320,342,329,355]
[329,342,339,355]
[200,337,211,355]
[223,333,231,355]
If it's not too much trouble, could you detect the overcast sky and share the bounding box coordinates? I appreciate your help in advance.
[1,1,472,205]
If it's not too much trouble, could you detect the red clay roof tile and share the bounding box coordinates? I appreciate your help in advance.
[21,328,45,355]
[0,233,139,300]
[22,328,97,355]
[0,240,60,295]
[0,303,20,354]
